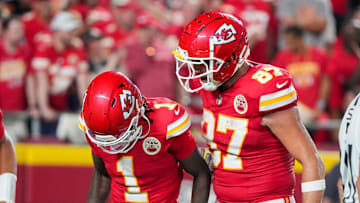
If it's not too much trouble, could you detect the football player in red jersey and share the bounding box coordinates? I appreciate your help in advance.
[173,12,325,203]
[79,71,210,203]
[0,110,17,203]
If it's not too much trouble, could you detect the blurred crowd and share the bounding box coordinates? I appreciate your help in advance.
[0,0,360,147]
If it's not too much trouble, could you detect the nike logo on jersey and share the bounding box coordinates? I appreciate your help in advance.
[174,105,180,115]
[276,81,288,89]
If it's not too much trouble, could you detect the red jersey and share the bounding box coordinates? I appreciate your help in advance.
[0,40,32,111]
[124,37,176,100]
[85,98,196,203]
[0,110,4,139]
[86,6,125,48]
[31,32,88,110]
[272,46,327,109]
[22,11,49,50]
[200,63,297,202]
[327,37,359,111]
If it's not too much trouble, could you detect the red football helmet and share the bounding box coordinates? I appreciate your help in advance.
[81,71,149,154]
[173,11,250,92]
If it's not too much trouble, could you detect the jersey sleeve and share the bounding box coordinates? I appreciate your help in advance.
[160,102,196,160]
[167,130,197,161]
[165,103,191,140]
[258,66,298,114]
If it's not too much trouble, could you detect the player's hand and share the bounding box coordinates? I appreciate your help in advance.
[199,147,213,173]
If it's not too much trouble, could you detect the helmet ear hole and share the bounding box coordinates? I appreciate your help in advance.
[232,53,236,60]
[118,83,125,88]
[223,59,231,68]
[111,98,116,107]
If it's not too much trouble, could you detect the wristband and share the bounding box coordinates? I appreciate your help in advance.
[0,173,17,203]
[301,179,326,192]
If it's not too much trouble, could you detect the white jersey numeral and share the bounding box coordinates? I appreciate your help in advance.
[153,103,177,110]
[251,66,283,84]
[117,156,148,202]
[202,109,248,170]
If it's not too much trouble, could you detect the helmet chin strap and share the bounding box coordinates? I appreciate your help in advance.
[203,80,223,91]
[139,105,150,139]
[105,105,150,154]
[235,45,250,73]
[228,45,250,79]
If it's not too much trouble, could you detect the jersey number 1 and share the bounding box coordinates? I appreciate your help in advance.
[117,156,149,202]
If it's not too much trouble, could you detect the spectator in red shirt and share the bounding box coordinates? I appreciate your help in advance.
[32,11,89,135]
[0,15,37,113]
[21,0,51,51]
[110,1,138,34]
[273,26,330,128]
[0,15,38,141]
[84,0,129,50]
[120,13,181,101]
[327,7,360,120]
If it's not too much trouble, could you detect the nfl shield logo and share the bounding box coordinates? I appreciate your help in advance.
[216,95,222,106]
[233,94,248,114]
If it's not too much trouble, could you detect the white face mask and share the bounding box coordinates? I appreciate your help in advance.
[173,36,250,93]
[173,47,226,93]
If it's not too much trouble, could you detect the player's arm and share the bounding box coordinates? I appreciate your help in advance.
[76,70,89,106]
[36,70,58,121]
[87,152,111,203]
[31,34,57,121]
[179,147,211,203]
[164,102,211,202]
[0,134,17,203]
[262,106,326,203]
[74,51,89,106]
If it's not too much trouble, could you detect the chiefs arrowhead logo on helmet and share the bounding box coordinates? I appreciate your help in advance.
[119,89,135,120]
[213,23,237,45]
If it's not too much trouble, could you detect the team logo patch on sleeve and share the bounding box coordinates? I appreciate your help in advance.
[234,94,248,114]
[142,137,161,155]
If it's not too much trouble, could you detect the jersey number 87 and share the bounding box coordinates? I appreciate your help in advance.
[202,109,248,170]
